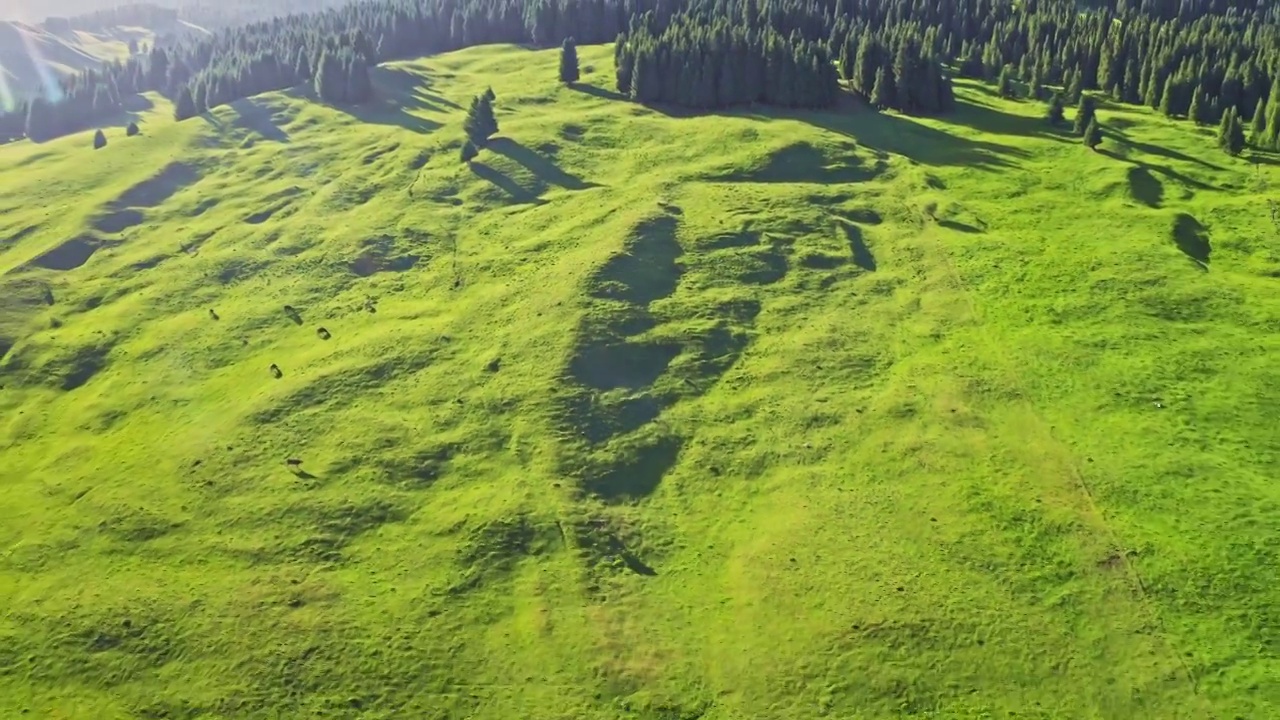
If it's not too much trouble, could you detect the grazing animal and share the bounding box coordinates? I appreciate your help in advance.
[316,327,331,340]
[286,458,303,467]
[209,308,220,320]
[269,363,283,379]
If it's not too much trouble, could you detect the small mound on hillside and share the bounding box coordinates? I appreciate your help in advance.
[26,235,110,271]
[716,141,885,184]
[450,515,562,594]
[348,234,422,277]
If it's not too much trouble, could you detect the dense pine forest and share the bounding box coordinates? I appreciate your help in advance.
[6,0,1280,144]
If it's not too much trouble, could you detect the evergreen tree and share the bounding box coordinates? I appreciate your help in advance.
[1046,91,1065,126]
[126,121,140,137]
[997,65,1015,98]
[174,86,197,121]
[1188,90,1204,125]
[1250,104,1267,147]
[1067,70,1083,103]
[1219,108,1244,156]
[1266,92,1280,150]
[1073,95,1097,136]
[460,139,478,163]
[559,38,580,84]
[870,66,890,109]
[93,129,107,149]
[484,87,495,102]
[464,93,498,146]
[1159,76,1176,117]
[294,49,312,82]
[1083,118,1103,150]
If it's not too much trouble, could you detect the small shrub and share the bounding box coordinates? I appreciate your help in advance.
[126,122,140,137]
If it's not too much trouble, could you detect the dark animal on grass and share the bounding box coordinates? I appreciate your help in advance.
[283,305,302,325]
[286,458,303,467]
[209,308,220,320]
[316,327,331,340]
[269,363,283,379]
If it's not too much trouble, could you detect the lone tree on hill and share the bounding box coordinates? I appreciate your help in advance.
[93,129,107,149]
[1219,108,1245,156]
[460,139,478,163]
[126,122,140,136]
[1046,92,1065,125]
[1083,117,1103,150]
[559,38,580,84]
[1073,94,1097,135]
[463,92,498,146]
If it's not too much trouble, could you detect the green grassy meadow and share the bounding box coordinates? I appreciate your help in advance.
[2,43,1279,718]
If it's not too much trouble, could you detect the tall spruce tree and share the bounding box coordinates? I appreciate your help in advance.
[464,92,498,146]
[1046,91,1065,125]
[997,65,1015,98]
[559,38,580,84]
[1073,95,1097,135]
[1188,90,1204,125]
[870,66,891,109]
[1250,104,1267,147]
[1219,108,1244,155]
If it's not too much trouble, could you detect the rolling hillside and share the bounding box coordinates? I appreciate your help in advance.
[0,19,156,107]
[1,44,1279,718]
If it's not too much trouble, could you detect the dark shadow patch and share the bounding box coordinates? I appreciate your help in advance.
[449,515,560,593]
[488,137,597,190]
[574,84,627,102]
[572,518,657,577]
[569,341,681,391]
[840,221,876,271]
[58,342,111,390]
[3,224,40,248]
[844,208,883,225]
[470,162,544,205]
[348,234,423,277]
[714,140,884,184]
[313,68,446,134]
[188,198,219,217]
[1128,166,1164,208]
[130,255,166,271]
[583,433,683,503]
[589,216,682,304]
[1172,213,1210,267]
[560,124,586,141]
[800,252,845,270]
[269,498,407,564]
[28,235,108,271]
[230,99,290,142]
[112,163,200,208]
[92,209,144,234]
[938,219,984,234]
[739,248,788,285]
[283,305,303,325]
[704,230,759,250]
[362,142,401,165]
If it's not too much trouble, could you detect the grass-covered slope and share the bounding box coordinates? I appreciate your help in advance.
[0,20,157,105]
[1,44,1278,718]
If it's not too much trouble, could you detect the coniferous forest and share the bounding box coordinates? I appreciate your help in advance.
[8,0,1280,144]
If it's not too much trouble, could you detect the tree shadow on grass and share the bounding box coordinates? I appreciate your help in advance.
[564,82,1029,172]
[469,161,545,204]
[768,102,1031,172]
[1098,146,1215,191]
[574,83,627,102]
[838,219,876,271]
[1171,213,1211,269]
[487,137,598,190]
[1106,125,1225,171]
[942,95,1074,145]
[373,66,461,112]
[1127,166,1164,207]
[230,98,289,142]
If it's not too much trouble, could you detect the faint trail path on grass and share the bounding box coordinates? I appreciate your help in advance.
[923,219,1212,716]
